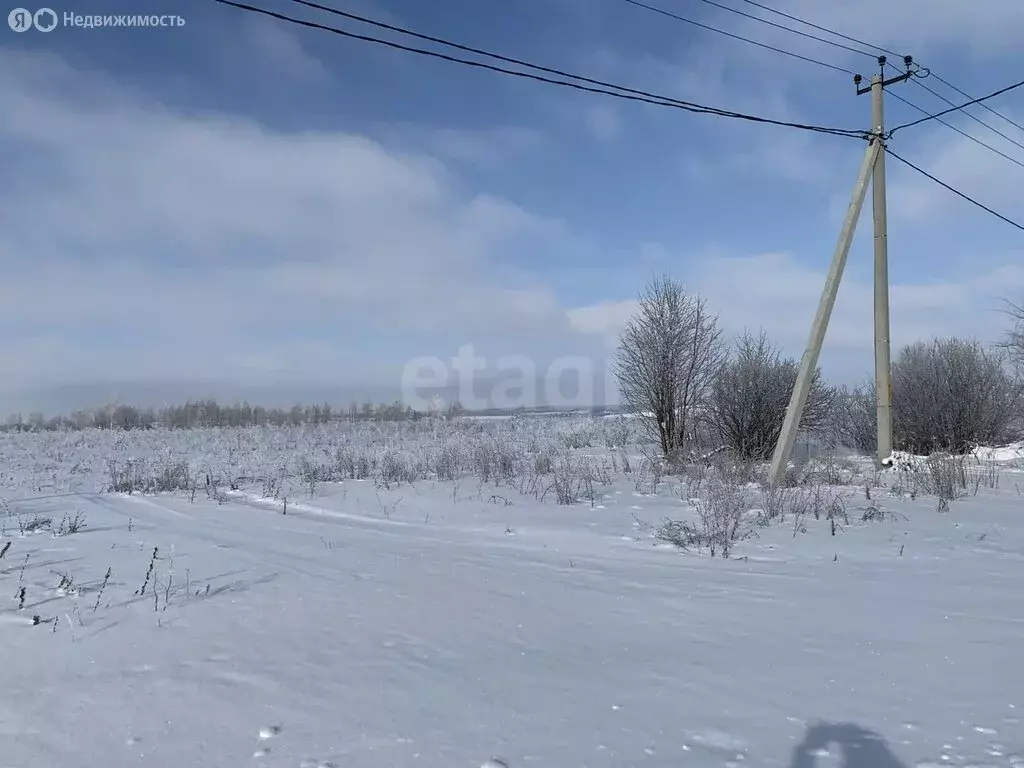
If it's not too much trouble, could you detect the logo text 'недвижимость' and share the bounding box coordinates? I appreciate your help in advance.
[8,8,185,31]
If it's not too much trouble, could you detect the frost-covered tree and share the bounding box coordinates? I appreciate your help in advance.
[709,330,835,461]
[831,380,877,455]
[999,300,1024,375]
[614,275,724,458]
[892,337,1021,454]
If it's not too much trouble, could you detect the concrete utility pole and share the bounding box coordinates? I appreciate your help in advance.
[768,56,914,486]
[859,57,912,465]
[767,139,880,486]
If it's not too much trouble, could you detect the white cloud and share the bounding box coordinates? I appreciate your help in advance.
[0,48,586,392]
[567,299,637,336]
[682,125,830,183]
[411,126,548,168]
[236,13,330,81]
[887,114,1024,223]
[582,103,623,142]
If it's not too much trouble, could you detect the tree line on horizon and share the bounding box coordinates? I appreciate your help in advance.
[1,398,470,432]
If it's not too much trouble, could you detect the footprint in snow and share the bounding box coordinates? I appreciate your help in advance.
[258,725,282,740]
[252,725,282,758]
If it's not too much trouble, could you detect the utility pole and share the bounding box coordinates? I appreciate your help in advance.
[768,55,914,486]
[857,56,912,466]
[768,139,879,486]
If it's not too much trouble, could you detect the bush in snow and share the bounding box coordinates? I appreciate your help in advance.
[891,337,1021,454]
[709,330,835,461]
[656,457,759,557]
[999,299,1024,374]
[830,380,877,456]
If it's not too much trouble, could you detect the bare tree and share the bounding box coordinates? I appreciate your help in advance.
[709,330,835,461]
[614,275,724,458]
[831,379,877,455]
[998,300,1024,374]
[892,337,1021,454]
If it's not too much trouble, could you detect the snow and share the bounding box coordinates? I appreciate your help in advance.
[974,442,1024,463]
[0,419,1021,767]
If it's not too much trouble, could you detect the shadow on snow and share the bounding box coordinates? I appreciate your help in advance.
[790,722,907,768]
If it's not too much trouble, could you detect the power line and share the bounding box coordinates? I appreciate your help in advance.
[885,147,1024,232]
[634,0,1024,155]
[636,0,1023,165]
[930,72,1024,135]
[886,89,1024,170]
[211,0,867,138]
[620,0,854,74]
[887,62,1024,156]
[734,0,901,58]
[285,0,859,126]
[690,0,875,58]
[888,79,1024,135]
[731,0,1024,140]
[909,75,1024,154]
[297,0,852,79]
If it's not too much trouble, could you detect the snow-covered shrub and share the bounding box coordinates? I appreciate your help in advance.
[892,337,1021,454]
[709,331,835,461]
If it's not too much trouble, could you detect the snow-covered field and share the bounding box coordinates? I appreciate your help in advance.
[0,417,1021,768]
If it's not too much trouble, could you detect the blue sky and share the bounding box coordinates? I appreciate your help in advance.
[1,0,1022,411]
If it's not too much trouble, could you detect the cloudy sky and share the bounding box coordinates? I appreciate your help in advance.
[1,0,1022,411]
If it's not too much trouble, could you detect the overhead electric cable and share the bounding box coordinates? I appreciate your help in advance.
[689,0,875,58]
[885,147,1024,232]
[212,0,867,138]
[878,62,1024,155]
[930,72,1024,135]
[731,0,1024,136]
[888,79,1024,135]
[886,90,1024,170]
[734,0,901,58]
[620,0,854,74]
[621,0,1024,167]
[911,78,1024,152]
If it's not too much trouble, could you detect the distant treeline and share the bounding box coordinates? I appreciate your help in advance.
[2,399,467,432]
[1,400,622,432]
